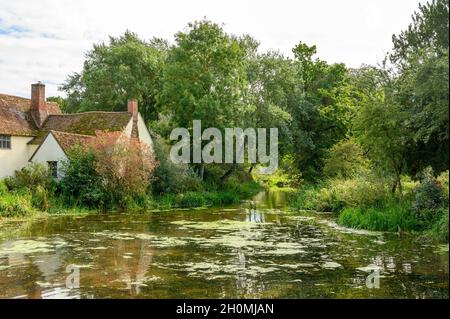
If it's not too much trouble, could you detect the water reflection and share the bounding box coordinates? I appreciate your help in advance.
[0,190,448,299]
[245,209,265,223]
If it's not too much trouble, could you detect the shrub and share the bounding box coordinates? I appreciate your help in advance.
[60,132,158,209]
[60,147,105,208]
[32,185,49,211]
[437,170,449,202]
[176,192,207,208]
[292,175,388,212]
[430,208,449,242]
[4,163,52,192]
[2,163,54,212]
[327,176,388,209]
[0,180,7,195]
[291,184,320,211]
[413,168,445,220]
[89,131,158,208]
[152,137,201,195]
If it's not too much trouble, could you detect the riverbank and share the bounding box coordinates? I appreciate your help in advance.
[2,165,448,245]
[288,171,449,243]
[0,178,263,220]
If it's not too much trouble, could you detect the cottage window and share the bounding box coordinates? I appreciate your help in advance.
[0,135,11,149]
[47,161,58,178]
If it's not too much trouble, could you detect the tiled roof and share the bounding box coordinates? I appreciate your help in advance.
[51,130,94,153]
[0,93,61,136]
[29,111,132,145]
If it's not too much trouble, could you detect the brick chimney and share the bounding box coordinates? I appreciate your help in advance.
[128,99,138,138]
[31,82,48,127]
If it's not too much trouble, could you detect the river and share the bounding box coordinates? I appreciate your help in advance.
[0,190,448,298]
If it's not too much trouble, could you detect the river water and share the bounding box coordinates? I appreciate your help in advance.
[0,190,448,298]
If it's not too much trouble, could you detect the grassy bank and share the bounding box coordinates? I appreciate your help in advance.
[290,171,449,242]
[1,174,263,219]
[151,180,263,209]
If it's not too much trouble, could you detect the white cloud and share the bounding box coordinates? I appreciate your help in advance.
[0,0,422,98]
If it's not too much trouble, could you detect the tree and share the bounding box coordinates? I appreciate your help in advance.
[60,31,168,122]
[245,50,294,173]
[289,42,354,180]
[390,0,449,66]
[390,0,449,175]
[396,48,449,175]
[323,139,370,179]
[157,20,250,178]
[352,67,410,194]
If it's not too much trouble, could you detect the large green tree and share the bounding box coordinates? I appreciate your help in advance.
[158,20,249,131]
[391,0,449,175]
[391,0,449,66]
[61,31,168,121]
[289,43,354,180]
[157,20,250,178]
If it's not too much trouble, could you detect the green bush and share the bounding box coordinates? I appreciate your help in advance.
[31,185,49,211]
[291,184,320,211]
[223,180,263,198]
[59,147,105,208]
[4,163,53,192]
[413,169,445,221]
[437,170,449,202]
[152,137,201,195]
[291,175,388,212]
[430,208,449,242]
[174,191,239,208]
[176,192,207,208]
[2,163,54,212]
[0,180,7,195]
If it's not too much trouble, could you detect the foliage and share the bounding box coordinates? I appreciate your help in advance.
[4,163,53,192]
[152,136,201,194]
[175,191,238,208]
[158,20,249,131]
[323,139,370,179]
[338,201,421,232]
[0,191,34,218]
[1,163,53,213]
[0,180,7,195]
[87,131,157,208]
[60,31,168,121]
[59,147,104,208]
[59,132,158,209]
[292,174,388,212]
[429,208,449,242]
[437,170,449,201]
[289,43,354,180]
[390,0,449,66]
[413,168,446,221]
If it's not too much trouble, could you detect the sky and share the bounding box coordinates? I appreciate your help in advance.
[0,0,423,98]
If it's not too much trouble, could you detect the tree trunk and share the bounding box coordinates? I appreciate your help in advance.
[391,181,397,194]
[391,171,403,194]
[198,163,205,180]
[397,173,403,195]
[221,164,237,181]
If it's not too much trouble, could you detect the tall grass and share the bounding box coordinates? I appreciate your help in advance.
[0,191,35,218]
[338,200,421,232]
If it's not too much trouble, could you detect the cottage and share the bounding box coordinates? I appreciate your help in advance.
[0,82,153,178]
